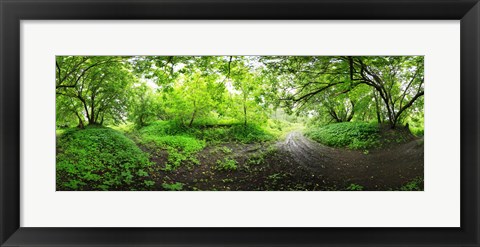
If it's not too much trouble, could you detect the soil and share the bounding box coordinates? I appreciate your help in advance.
[276,131,423,190]
[147,131,424,191]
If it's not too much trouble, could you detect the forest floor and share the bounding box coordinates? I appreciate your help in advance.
[150,130,424,191]
[277,131,424,190]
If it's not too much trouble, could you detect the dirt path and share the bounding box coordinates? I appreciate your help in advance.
[277,131,424,190]
[145,130,424,191]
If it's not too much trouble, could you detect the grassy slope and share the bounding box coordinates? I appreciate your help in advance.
[56,121,423,191]
[56,120,299,190]
[304,122,417,150]
[56,126,154,191]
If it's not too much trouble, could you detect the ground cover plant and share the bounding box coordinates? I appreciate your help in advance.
[56,56,424,191]
[305,122,381,149]
[56,126,154,190]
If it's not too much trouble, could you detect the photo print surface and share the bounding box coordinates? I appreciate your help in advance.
[56,56,424,191]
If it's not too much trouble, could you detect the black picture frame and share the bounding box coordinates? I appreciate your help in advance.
[1,0,479,246]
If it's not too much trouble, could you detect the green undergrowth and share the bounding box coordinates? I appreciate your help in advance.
[136,120,295,144]
[56,126,154,191]
[134,121,275,170]
[162,182,184,191]
[140,134,206,171]
[409,126,424,137]
[305,122,381,150]
[399,177,424,191]
[130,120,298,171]
[305,122,417,150]
[264,119,304,140]
[216,158,238,171]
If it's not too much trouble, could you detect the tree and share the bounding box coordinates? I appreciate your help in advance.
[56,56,134,126]
[56,55,424,130]
[228,57,269,126]
[128,82,160,128]
[348,56,424,128]
[260,56,424,128]
[56,95,85,128]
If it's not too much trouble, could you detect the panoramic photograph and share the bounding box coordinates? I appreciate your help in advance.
[56,56,424,191]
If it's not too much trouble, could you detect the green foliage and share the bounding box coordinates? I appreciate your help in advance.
[56,126,153,190]
[220,146,233,154]
[144,180,155,186]
[399,177,424,191]
[404,102,424,137]
[162,182,184,191]
[128,82,161,128]
[268,173,286,182]
[264,173,288,190]
[56,56,134,126]
[226,124,273,143]
[136,122,207,170]
[409,127,424,137]
[305,122,380,149]
[216,158,238,171]
[138,121,181,136]
[245,146,277,169]
[109,123,135,133]
[139,120,274,144]
[55,55,424,191]
[261,56,424,128]
[263,119,302,139]
[162,71,223,126]
[346,183,364,191]
[135,120,274,170]
[141,134,205,171]
[247,153,265,166]
[57,55,423,131]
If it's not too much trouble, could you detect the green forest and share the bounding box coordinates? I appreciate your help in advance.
[56,56,424,191]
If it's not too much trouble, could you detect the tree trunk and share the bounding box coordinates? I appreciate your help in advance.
[90,93,96,125]
[189,101,197,127]
[328,108,341,122]
[189,110,196,127]
[390,118,397,129]
[346,100,355,121]
[243,103,247,126]
[75,112,85,129]
[374,91,382,124]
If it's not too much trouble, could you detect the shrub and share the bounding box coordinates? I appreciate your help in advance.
[138,121,184,136]
[56,126,154,191]
[139,120,275,144]
[227,124,274,143]
[305,122,380,149]
[184,122,275,143]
